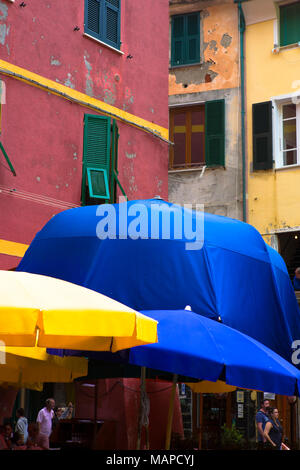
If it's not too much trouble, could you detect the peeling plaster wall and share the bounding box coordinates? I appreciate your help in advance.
[0,0,169,253]
[169,1,239,95]
[168,1,242,220]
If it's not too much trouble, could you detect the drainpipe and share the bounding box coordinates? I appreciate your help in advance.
[235,1,247,222]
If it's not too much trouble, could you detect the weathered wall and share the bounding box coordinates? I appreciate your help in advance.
[168,0,242,220]
[0,0,169,268]
[245,16,300,243]
[169,87,242,218]
[169,0,239,95]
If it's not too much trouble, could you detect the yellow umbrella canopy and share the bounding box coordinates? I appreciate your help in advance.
[0,346,88,391]
[0,271,158,351]
[186,381,237,394]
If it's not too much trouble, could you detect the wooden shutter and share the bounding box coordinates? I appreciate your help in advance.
[110,119,119,203]
[171,16,185,66]
[104,0,121,49]
[82,115,111,204]
[85,0,100,37]
[171,13,200,66]
[280,2,300,47]
[186,13,200,64]
[252,101,273,171]
[205,100,225,167]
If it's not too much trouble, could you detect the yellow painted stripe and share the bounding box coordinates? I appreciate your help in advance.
[0,239,29,257]
[0,59,168,141]
[174,126,186,133]
[192,125,204,132]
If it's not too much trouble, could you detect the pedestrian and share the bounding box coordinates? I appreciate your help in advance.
[263,408,283,450]
[293,267,300,290]
[255,398,270,449]
[36,398,55,448]
[15,408,28,445]
[0,423,13,450]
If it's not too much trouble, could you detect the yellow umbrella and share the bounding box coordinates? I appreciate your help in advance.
[186,381,237,393]
[0,271,158,351]
[0,346,88,391]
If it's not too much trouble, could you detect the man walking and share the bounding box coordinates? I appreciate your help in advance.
[256,398,270,449]
[36,398,55,448]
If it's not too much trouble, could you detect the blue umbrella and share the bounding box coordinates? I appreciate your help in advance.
[53,309,300,397]
[17,199,300,364]
[50,309,300,450]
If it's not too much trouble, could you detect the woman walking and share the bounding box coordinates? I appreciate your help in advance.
[263,408,283,450]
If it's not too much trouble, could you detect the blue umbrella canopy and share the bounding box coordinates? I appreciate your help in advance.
[18,199,300,364]
[49,310,300,396]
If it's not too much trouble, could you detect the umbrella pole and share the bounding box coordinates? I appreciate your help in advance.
[136,366,146,450]
[145,424,150,450]
[165,374,178,450]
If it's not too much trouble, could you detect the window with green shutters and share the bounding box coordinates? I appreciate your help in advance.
[169,100,225,169]
[280,2,300,47]
[82,114,120,205]
[171,13,200,67]
[84,0,121,50]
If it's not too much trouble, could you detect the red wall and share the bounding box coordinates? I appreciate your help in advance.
[0,0,169,268]
[0,2,176,446]
[75,379,184,450]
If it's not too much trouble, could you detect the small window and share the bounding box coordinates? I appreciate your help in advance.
[169,100,225,169]
[87,168,110,199]
[85,0,121,50]
[171,13,200,67]
[280,2,300,47]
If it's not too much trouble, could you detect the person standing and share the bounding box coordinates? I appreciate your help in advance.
[36,398,55,448]
[15,408,28,445]
[263,408,283,450]
[255,399,270,449]
[0,424,13,450]
[293,267,300,290]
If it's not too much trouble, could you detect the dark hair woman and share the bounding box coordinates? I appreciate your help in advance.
[263,408,283,450]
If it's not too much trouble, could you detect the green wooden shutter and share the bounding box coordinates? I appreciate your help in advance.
[186,13,200,64]
[171,13,200,66]
[172,16,185,66]
[82,115,111,205]
[252,101,273,171]
[104,0,121,49]
[205,100,225,167]
[110,119,119,203]
[280,3,300,47]
[85,0,100,36]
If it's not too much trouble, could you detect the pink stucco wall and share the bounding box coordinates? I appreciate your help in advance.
[0,0,169,268]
